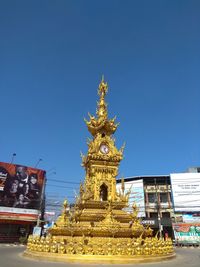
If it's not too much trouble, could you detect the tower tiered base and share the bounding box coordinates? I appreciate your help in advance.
[24,234,175,264]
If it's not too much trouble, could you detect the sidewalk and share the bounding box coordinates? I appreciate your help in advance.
[0,243,26,247]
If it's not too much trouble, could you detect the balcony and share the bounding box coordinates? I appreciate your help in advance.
[146,202,173,211]
[145,186,156,192]
[160,202,171,208]
[145,185,171,192]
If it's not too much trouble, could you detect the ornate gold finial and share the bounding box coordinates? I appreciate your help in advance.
[96,76,108,120]
[132,201,139,217]
[84,78,119,136]
[98,75,108,96]
[119,142,125,154]
[63,199,68,211]
[79,182,84,198]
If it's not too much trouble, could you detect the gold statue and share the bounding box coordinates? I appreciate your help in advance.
[25,78,175,263]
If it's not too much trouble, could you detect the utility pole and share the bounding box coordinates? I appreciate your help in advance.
[154,178,162,238]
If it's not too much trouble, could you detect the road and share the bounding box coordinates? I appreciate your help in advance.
[0,246,199,267]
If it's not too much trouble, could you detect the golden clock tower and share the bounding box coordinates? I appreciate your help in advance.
[82,77,125,203]
[26,78,174,263]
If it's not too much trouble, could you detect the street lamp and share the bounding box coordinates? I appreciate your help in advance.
[35,158,42,168]
[10,153,16,164]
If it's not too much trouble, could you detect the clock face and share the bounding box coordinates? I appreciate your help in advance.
[100,144,109,154]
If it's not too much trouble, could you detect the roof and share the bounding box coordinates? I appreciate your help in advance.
[116,174,170,183]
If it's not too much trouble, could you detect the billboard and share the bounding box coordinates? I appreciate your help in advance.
[170,173,200,212]
[173,223,200,245]
[182,214,200,223]
[0,162,46,220]
[117,179,145,217]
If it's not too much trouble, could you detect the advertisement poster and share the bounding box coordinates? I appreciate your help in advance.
[117,179,145,217]
[0,162,46,219]
[33,226,42,237]
[182,214,200,223]
[170,173,200,212]
[173,223,200,245]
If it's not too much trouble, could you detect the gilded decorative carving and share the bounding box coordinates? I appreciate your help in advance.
[25,78,174,262]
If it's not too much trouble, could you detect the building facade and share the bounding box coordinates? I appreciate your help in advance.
[117,175,173,237]
[118,169,200,242]
[0,162,46,243]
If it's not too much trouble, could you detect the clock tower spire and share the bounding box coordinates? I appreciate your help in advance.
[82,78,125,202]
[84,76,119,137]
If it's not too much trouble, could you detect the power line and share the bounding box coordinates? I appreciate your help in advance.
[45,177,200,186]
[47,178,80,185]
[46,184,78,189]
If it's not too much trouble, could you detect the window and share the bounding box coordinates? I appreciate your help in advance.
[160,193,168,203]
[150,212,158,218]
[162,212,171,218]
[148,193,156,203]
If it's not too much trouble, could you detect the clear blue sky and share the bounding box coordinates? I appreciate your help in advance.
[0,1,200,204]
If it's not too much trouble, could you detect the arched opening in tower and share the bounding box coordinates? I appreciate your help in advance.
[100,184,108,201]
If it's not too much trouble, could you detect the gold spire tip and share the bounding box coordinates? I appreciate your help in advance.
[98,76,108,96]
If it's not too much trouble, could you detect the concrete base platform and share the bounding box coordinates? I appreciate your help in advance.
[23,250,176,264]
